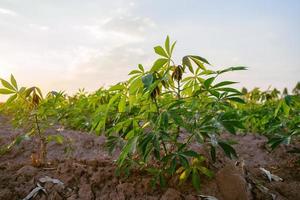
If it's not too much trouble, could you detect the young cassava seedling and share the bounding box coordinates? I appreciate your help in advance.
[0,75,64,166]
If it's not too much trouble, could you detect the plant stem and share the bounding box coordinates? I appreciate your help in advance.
[175,78,181,139]
[34,114,46,165]
[153,98,160,116]
[186,132,195,144]
[153,97,168,156]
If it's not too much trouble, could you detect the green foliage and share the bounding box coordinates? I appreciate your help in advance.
[1,36,298,190]
[237,86,300,158]
[0,75,64,165]
[90,36,246,189]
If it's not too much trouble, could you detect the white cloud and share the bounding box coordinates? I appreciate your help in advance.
[0,7,18,17]
[29,24,50,31]
[60,44,150,90]
[82,14,156,45]
[58,12,157,89]
[63,14,157,86]
[0,1,157,93]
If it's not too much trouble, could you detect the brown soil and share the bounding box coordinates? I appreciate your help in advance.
[0,115,299,200]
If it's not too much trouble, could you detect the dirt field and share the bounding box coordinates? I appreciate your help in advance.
[0,115,299,200]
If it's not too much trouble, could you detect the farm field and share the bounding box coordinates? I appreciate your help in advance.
[0,115,300,200]
[0,37,299,200]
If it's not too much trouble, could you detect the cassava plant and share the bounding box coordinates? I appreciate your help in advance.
[0,75,63,166]
[267,94,300,151]
[93,36,246,190]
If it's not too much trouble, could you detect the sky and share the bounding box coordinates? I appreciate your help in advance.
[0,0,299,97]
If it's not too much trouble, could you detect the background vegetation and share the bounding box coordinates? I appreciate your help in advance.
[0,37,299,190]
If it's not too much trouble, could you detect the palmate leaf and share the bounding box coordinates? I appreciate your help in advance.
[151,58,168,72]
[6,94,18,104]
[139,133,155,159]
[221,122,236,134]
[204,77,215,89]
[110,84,125,91]
[268,137,286,150]
[198,166,213,178]
[182,56,194,74]
[189,56,207,70]
[125,130,135,140]
[167,158,177,175]
[35,87,43,98]
[192,168,201,191]
[142,74,154,89]
[167,99,185,109]
[95,93,121,133]
[216,87,242,94]
[159,111,169,130]
[189,55,210,65]
[219,111,244,134]
[154,46,169,58]
[227,97,246,104]
[129,77,143,94]
[165,36,170,55]
[217,66,247,74]
[181,150,199,158]
[117,135,138,166]
[169,110,184,127]
[208,89,220,98]
[213,81,238,88]
[179,168,191,184]
[267,132,295,150]
[0,88,15,94]
[128,70,142,75]
[178,154,189,168]
[10,74,18,90]
[171,41,177,55]
[138,64,144,72]
[118,95,126,112]
[0,78,15,91]
[218,141,237,159]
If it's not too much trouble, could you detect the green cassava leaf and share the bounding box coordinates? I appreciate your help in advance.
[227,97,246,104]
[110,84,125,91]
[151,58,168,72]
[117,136,138,166]
[218,141,237,159]
[204,77,215,89]
[189,55,210,65]
[181,150,199,158]
[198,166,213,178]
[118,95,126,112]
[0,88,14,94]
[6,94,17,104]
[138,64,144,72]
[0,78,15,91]
[165,36,170,55]
[10,74,18,90]
[218,66,247,74]
[213,81,237,88]
[182,56,194,74]
[154,46,168,58]
[192,168,201,191]
[142,74,154,89]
